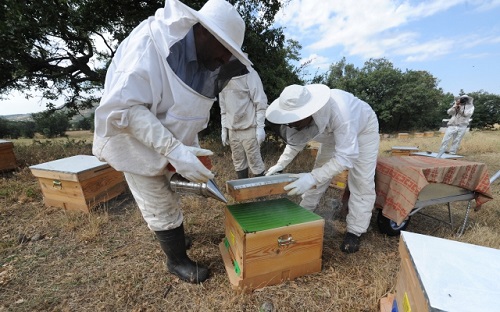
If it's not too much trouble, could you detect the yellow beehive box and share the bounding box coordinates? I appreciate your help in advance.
[29,155,126,213]
[398,133,409,139]
[0,140,18,172]
[424,131,434,137]
[220,198,324,292]
[330,169,348,190]
[391,146,419,156]
[413,132,424,138]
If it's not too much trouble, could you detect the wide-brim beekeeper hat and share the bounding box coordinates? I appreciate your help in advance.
[266,84,331,124]
[191,0,252,67]
[454,94,474,105]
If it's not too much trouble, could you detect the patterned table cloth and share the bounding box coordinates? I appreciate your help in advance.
[375,156,493,225]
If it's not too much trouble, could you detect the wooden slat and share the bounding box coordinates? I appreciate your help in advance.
[219,241,321,293]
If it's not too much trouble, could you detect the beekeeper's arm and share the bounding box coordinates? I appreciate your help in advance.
[462,103,474,118]
[125,105,214,182]
[219,96,229,146]
[312,122,356,184]
[266,143,306,175]
[248,69,268,145]
[284,121,356,196]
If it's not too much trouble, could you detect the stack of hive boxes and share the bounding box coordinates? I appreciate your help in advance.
[221,175,324,292]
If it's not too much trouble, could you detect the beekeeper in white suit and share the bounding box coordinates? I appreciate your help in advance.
[219,64,268,179]
[93,0,251,283]
[265,84,380,253]
[437,95,474,157]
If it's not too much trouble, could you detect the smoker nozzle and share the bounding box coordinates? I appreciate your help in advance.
[169,173,227,203]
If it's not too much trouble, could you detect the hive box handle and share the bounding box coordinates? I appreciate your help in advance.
[277,234,296,248]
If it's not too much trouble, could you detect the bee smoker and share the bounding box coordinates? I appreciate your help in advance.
[169,173,227,203]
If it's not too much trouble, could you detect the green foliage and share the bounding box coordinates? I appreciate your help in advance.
[0,0,300,120]
[73,115,94,131]
[31,111,70,138]
[319,58,446,132]
[0,118,36,139]
[467,91,500,129]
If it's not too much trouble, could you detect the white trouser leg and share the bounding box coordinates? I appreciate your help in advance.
[449,126,467,154]
[346,117,380,236]
[438,126,458,154]
[229,128,265,174]
[124,172,183,231]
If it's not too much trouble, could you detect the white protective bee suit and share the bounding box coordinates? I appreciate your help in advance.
[219,66,268,177]
[266,87,380,236]
[438,95,474,156]
[92,0,251,232]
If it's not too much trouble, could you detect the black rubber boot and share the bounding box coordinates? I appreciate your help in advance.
[184,236,192,250]
[155,224,209,283]
[340,232,361,254]
[236,168,249,179]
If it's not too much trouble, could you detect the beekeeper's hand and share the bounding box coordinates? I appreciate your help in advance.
[284,173,316,196]
[265,164,284,176]
[221,128,229,146]
[256,128,265,145]
[167,145,214,183]
[265,145,303,176]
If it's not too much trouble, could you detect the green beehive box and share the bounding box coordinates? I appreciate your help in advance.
[219,198,324,292]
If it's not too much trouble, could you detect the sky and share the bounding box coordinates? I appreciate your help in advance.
[274,0,500,93]
[1,0,499,115]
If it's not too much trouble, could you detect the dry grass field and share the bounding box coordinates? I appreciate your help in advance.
[1,130,499,311]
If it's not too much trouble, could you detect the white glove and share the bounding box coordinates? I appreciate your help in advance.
[166,145,214,183]
[284,173,316,196]
[265,164,284,176]
[184,146,213,157]
[256,128,265,145]
[221,128,229,146]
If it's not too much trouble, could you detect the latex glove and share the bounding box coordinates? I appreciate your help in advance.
[284,173,316,196]
[265,164,284,176]
[256,128,265,145]
[221,128,229,146]
[166,145,214,183]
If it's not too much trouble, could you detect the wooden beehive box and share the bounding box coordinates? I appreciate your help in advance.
[29,155,126,213]
[219,198,324,292]
[391,146,419,156]
[0,139,18,172]
[308,141,321,157]
[330,169,348,190]
[395,231,500,312]
[226,174,297,201]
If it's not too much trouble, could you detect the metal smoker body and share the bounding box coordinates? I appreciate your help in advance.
[169,173,227,203]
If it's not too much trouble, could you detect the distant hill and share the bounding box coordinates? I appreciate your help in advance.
[1,103,97,122]
[0,114,32,121]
